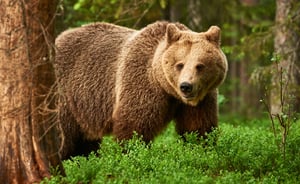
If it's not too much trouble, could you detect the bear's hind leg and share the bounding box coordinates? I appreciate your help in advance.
[60,106,101,159]
[72,138,101,157]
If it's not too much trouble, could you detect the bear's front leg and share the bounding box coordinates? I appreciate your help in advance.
[112,93,172,143]
[175,90,218,138]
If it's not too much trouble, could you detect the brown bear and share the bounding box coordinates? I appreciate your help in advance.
[54,21,228,159]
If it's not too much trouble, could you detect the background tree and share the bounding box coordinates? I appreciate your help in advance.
[0,0,64,183]
[271,0,300,114]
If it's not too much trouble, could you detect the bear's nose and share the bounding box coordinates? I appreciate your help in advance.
[180,82,193,93]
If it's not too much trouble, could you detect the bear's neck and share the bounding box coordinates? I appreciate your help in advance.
[151,41,180,99]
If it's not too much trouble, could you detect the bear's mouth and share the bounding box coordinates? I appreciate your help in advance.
[182,94,196,101]
[181,89,205,104]
[181,94,199,106]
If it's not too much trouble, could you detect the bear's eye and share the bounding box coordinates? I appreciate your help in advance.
[175,63,184,71]
[196,64,205,72]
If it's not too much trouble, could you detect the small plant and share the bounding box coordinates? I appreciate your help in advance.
[260,53,298,160]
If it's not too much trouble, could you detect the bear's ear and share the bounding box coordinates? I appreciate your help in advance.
[166,24,181,44]
[205,26,221,46]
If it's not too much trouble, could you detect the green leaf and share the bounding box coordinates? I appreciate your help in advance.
[159,0,167,9]
[73,3,82,10]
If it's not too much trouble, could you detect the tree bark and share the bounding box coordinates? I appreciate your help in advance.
[0,0,64,183]
[271,0,300,114]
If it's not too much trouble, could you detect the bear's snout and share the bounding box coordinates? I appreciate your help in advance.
[180,82,193,94]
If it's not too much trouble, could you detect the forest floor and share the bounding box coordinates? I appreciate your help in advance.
[43,118,300,184]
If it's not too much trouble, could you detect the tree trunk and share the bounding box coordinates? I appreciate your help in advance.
[0,0,64,183]
[167,0,202,31]
[168,0,184,22]
[271,0,300,114]
[187,0,201,30]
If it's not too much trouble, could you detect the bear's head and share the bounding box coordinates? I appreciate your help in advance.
[161,24,228,106]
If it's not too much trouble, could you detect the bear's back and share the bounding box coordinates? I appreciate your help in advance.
[55,23,135,78]
[55,23,136,139]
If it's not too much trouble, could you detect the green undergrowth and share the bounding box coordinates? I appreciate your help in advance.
[43,119,300,184]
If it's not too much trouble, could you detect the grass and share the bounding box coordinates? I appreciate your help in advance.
[42,118,300,184]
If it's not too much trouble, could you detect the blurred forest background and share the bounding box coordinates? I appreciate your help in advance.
[56,0,300,118]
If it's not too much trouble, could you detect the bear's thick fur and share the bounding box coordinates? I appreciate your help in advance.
[55,21,228,159]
